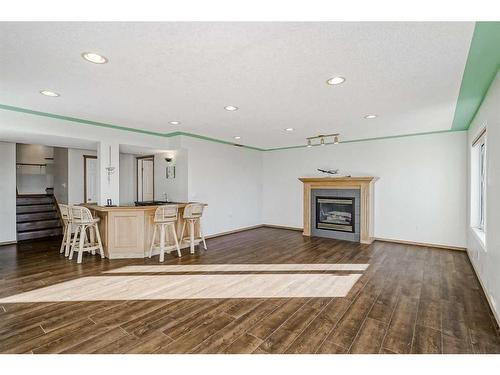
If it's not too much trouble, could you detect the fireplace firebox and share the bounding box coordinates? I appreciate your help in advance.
[316,196,355,233]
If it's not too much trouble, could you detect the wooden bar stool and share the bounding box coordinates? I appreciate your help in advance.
[149,205,182,261]
[58,204,73,257]
[179,203,207,254]
[69,206,105,264]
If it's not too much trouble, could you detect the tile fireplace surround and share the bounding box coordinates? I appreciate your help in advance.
[311,188,361,242]
[299,177,378,244]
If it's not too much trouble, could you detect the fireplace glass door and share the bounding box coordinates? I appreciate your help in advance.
[316,197,355,232]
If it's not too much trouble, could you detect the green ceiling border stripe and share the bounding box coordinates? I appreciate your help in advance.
[2,24,497,150]
[265,129,465,151]
[0,103,167,137]
[451,22,500,131]
[170,131,265,151]
[0,103,262,151]
[0,103,465,152]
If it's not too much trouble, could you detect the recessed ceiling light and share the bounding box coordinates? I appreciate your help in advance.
[39,90,60,97]
[326,76,345,85]
[234,136,241,140]
[224,105,238,111]
[364,114,378,119]
[82,52,108,64]
[284,128,294,132]
[169,121,180,125]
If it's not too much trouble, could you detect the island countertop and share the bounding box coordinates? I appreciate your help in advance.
[85,202,194,212]
[86,202,205,259]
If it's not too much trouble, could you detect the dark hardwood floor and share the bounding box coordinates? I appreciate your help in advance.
[0,227,498,354]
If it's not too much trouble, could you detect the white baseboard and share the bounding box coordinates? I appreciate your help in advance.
[262,224,303,231]
[206,224,264,239]
[466,251,500,330]
[374,237,466,251]
[0,240,17,246]
[258,226,465,251]
[207,223,307,238]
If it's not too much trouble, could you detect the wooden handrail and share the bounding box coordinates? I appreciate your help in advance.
[16,163,47,167]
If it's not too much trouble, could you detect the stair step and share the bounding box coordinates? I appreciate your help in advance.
[17,227,62,241]
[15,193,62,241]
[17,204,56,214]
[17,196,54,205]
[17,219,62,232]
[17,211,59,222]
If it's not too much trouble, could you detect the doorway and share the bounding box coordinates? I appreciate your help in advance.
[84,155,98,204]
[137,156,154,202]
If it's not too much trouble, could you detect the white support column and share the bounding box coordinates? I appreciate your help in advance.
[0,142,17,244]
[97,141,120,206]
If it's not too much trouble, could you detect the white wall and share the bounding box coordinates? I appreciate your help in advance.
[16,144,54,194]
[178,136,263,236]
[16,143,54,164]
[97,141,120,206]
[0,142,16,244]
[119,153,137,205]
[0,104,469,248]
[467,71,500,325]
[154,149,188,203]
[1,110,171,206]
[0,110,171,154]
[52,147,68,204]
[153,153,169,202]
[119,151,187,205]
[68,148,97,204]
[263,131,467,248]
[17,145,98,204]
[167,148,189,203]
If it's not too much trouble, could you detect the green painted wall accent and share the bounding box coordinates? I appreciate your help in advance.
[451,22,500,131]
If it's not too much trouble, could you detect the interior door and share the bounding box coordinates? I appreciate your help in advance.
[142,159,154,201]
[84,156,98,203]
[137,157,154,202]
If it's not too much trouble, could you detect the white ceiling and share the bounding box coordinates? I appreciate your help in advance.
[0,128,98,151]
[0,22,474,149]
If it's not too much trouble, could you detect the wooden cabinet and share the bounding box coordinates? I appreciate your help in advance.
[88,203,203,259]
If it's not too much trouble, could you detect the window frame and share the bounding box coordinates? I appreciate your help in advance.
[471,128,487,243]
[478,139,486,232]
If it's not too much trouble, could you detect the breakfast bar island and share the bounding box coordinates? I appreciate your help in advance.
[86,203,203,259]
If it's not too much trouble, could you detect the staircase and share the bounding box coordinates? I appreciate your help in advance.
[16,194,63,241]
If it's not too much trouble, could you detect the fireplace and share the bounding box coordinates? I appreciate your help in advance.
[299,177,377,244]
[316,197,355,233]
[309,188,361,242]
